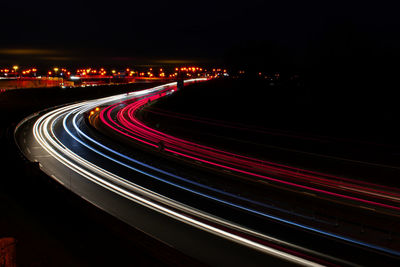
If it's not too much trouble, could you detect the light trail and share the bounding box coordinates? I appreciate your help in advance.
[19,79,400,265]
[98,83,400,213]
[75,98,400,258]
[28,80,333,266]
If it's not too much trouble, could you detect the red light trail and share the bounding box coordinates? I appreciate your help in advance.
[97,82,400,214]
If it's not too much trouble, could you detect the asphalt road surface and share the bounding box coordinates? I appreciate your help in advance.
[15,79,400,266]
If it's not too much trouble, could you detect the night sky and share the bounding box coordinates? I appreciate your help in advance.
[1,1,400,69]
[2,3,400,265]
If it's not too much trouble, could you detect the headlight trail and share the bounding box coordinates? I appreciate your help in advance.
[76,93,400,257]
[30,80,333,266]
[18,79,400,265]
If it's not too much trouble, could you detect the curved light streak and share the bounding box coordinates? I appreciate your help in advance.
[31,89,328,266]
[26,79,400,265]
[99,83,400,212]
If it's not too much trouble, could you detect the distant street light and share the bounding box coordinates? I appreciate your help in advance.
[13,65,18,76]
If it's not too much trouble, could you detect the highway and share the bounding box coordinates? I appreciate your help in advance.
[15,79,400,266]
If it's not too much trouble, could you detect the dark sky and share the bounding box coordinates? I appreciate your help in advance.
[1,1,400,67]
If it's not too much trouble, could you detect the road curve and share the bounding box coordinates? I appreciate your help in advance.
[15,79,400,266]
